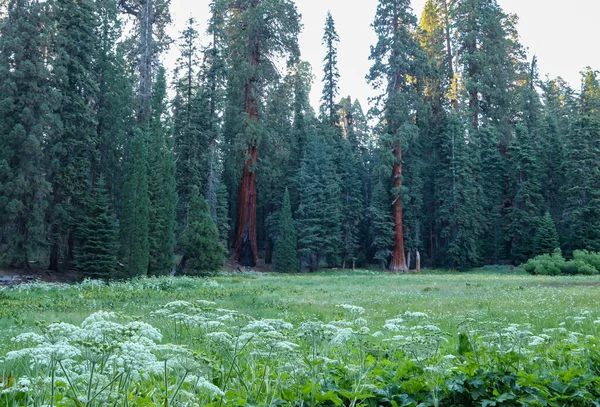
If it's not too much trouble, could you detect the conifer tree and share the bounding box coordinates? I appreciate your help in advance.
[47,0,99,271]
[173,17,202,225]
[368,0,421,272]
[179,186,225,276]
[94,0,132,203]
[75,177,119,278]
[224,0,301,266]
[369,177,395,269]
[273,188,298,273]
[338,138,364,269]
[435,114,482,268]
[296,128,342,271]
[147,67,176,275]
[562,68,600,252]
[118,0,171,125]
[320,11,340,128]
[536,211,559,256]
[120,129,150,276]
[0,0,50,268]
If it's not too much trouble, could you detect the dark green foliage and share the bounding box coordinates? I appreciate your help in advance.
[536,212,559,255]
[75,178,118,278]
[120,129,150,277]
[562,69,600,253]
[296,128,342,271]
[369,178,394,269]
[273,188,297,273]
[47,0,99,271]
[0,0,51,268]
[435,114,482,268]
[320,11,340,127]
[147,67,177,276]
[523,249,600,276]
[180,186,225,276]
[522,250,565,276]
[338,138,364,269]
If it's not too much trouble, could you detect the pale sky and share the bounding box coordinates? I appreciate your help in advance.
[166,0,600,111]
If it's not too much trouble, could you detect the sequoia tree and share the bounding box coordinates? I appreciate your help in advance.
[368,0,421,272]
[224,0,301,266]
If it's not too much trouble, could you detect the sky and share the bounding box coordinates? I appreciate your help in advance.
[166,0,600,111]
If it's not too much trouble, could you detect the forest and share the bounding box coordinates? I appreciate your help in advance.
[0,0,597,277]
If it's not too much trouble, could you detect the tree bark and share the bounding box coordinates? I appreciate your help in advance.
[390,144,408,272]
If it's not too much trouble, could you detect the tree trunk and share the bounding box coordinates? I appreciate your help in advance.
[416,250,421,272]
[390,144,408,272]
[234,34,260,266]
[234,146,259,266]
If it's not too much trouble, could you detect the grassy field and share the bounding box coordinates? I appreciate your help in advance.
[1,268,600,406]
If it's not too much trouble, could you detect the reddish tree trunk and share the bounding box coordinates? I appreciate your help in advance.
[390,144,408,272]
[234,48,260,266]
[234,146,259,266]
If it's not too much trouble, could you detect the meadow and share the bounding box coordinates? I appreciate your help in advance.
[1,268,600,406]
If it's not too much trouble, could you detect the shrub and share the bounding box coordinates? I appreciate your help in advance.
[571,250,600,274]
[522,249,565,275]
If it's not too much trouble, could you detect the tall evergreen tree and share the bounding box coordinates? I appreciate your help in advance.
[173,17,202,226]
[296,128,342,271]
[320,11,340,128]
[273,188,298,273]
[562,68,600,253]
[224,0,301,266]
[147,67,176,275]
[435,114,482,268]
[120,129,150,276]
[118,0,171,125]
[47,0,99,271]
[338,138,364,269]
[75,177,119,277]
[0,0,51,268]
[368,0,421,272]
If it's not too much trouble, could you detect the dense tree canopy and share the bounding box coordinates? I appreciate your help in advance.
[0,0,598,275]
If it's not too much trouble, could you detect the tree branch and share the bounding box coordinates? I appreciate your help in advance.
[118,0,140,17]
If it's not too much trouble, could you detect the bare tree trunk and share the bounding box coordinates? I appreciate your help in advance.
[416,250,421,272]
[390,144,408,272]
[234,29,260,266]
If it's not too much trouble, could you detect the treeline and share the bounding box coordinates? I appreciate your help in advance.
[0,0,598,276]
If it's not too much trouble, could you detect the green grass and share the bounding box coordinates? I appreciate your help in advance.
[2,267,599,348]
[2,268,600,406]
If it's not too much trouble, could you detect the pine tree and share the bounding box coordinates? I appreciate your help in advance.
[435,114,482,268]
[536,211,559,256]
[47,0,99,271]
[120,129,150,276]
[296,128,342,271]
[273,188,298,273]
[453,0,525,263]
[179,186,225,276]
[562,68,600,253]
[0,0,50,268]
[147,67,177,275]
[320,11,340,128]
[338,138,364,269]
[224,0,301,266]
[75,177,119,278]
[369,177,395,269]
[173,17,202,226]
[94,0,132,205]
[118,0,171,125]
[368,0,421,272]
